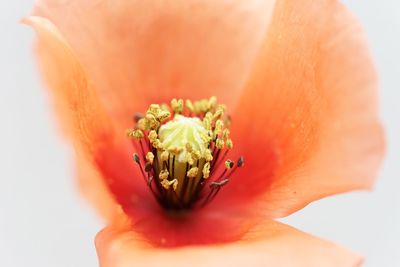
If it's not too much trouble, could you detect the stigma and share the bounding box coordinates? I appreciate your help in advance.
[127,97,244,210]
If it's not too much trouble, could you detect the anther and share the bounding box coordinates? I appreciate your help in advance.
[138,118,150,131]
[237,156,245,167]
[128,97,244,210]
[171,98,184,114]
[216,139,224,149]
[185,100,194,113]
[159,170,169,180]
[146,152,154,164]
[225,160,234,169]
[160,151,169,162]
[222,129,230,140]
[157,110,171,122]
[161,179,178,191]
[226,139,233,149]
[127,129,144,140]
[148,130,158,142]
[187,167,199,178]
[202,162,211,179]
[133,153,140,164]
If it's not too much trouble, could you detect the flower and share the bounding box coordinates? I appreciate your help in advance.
[24,0,384,266]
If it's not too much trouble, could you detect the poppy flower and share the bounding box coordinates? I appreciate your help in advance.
[25,0,384,266]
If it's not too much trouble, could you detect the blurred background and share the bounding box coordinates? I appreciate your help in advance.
[0,1,398,266]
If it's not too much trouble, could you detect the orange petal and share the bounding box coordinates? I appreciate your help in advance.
[33,0,276,128]
[217,0,384,216]
[96,219,362,267]
[24,16,155,219]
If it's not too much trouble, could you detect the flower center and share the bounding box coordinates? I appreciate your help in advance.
[127,97,244,210]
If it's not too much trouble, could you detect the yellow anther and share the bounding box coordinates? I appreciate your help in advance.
[214,120,224,138]
[159,170,169,180]
[160,150,169,162]
[129,97,239,208]
[126,129,144,140]
[225,160,234,169]
[201,132,212,143]
[148,130,158,142]
[204,112,213,121]
[171,98,184,114]
[186,100,194,112]
[146,152,154,164]
[191,150,201,161]
[161,178,178,191]
[208,96,217,109]
[147,104,160,114]
[216,139,225,149]
[187,167,199,178]
[152,139,164,150]
[157,110,171,122]
[193,99,210,113]
[148,104,161,114]
[202,117,212,130]
[212,105,225,121]
[138,118,150,131]
[185,153,195,165]
[160,103,170,111]
[168,146,183,155]
[222,129,230,140]
[160,179,169,189]
[145,114,160,129]
[226,139,233,149]
[202,162,211,179]
[216,119,224,129]
[203,149,213,162]
[172,179,178,191]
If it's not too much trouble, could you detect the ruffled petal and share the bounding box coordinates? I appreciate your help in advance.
[216,0,384,216]
[96,220,362,267]
[24,16,154,219]
[33,0,275,127]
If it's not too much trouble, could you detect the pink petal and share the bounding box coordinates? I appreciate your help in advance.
[216,0,385,217]
[96,219,363,267]
[23,16,154,218]
[33,0,275,128]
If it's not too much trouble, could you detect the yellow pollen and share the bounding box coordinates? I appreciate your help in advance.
[203,149,213,162]
[160,151,169,162]
[126,129,144,140]
[146,152,154,164]
[226,139,233,149]
[128,96,243,210]
[225,160,234,169]
[148,130,158,142]
[185,99,194,112]
[159,170,169,180]
[216,139,225,149]
[187,167,199,178]
[171,98,184,114]
[161,178,178,191]
[202,162,211,179]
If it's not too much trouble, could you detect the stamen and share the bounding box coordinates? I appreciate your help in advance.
[187,167,199,178]
[127,97,243,210]
[146,152,154,164]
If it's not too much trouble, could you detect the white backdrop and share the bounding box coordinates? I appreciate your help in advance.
[0,1,398,266]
